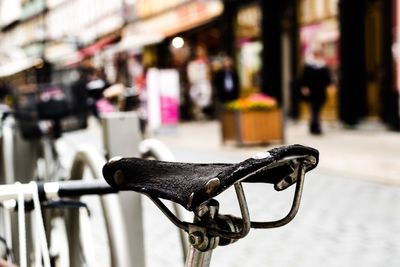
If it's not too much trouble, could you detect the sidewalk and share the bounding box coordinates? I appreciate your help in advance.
[154,119,400,187]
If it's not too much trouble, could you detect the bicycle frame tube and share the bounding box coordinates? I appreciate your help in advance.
[0,117,13,254]
[41,139,55,181]
[2,121,15,184]
[184,200,220,267]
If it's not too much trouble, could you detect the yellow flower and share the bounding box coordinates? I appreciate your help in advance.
[225,93,277,111]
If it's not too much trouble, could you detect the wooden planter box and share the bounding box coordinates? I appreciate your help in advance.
[221,109,283,145]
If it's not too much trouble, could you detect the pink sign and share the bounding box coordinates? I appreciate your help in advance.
[159,69,180,126]
[160,96,179,124]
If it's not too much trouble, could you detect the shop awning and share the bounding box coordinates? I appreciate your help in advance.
[79,34,119,58]
[45,42,81,65]
[111,32,165,54]
[0,57,39,78]
[132,1,224,37]
[107,1,223,55]
[56,51,83,68]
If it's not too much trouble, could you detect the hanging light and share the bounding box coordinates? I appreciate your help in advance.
[171,37,185,49]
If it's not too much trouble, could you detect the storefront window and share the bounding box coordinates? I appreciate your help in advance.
[301,0,338,24]
[235,4,262,94]
[300,0,339,69]
[238,41,261,92]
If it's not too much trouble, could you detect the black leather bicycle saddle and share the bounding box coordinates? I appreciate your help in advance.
[102,144,319,211]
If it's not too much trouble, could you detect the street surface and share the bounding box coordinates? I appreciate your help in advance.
[59,118,400,267]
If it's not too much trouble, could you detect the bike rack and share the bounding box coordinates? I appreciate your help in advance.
[101,112,147,267]
[100,112,187,266]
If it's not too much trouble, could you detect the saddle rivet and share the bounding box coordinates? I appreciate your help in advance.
[113,170,124,185]
[204,178,220,195]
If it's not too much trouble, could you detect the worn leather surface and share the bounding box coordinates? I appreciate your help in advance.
[102,144,319,210]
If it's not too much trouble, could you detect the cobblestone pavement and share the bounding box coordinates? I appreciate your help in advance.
[60,118,400,267]
[142,171,400,267]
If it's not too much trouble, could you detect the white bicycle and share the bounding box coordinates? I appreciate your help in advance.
[1,103,184,267]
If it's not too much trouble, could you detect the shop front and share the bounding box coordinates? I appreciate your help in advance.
[127,0,225,121]
[338,0,397,128]
[389,0,400,129]
[43,0,127,90]
[395,0,400,92]
[0,12,50,84]
[298,0,339,121]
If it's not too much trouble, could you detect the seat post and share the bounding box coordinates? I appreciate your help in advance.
[185,246,213,267]
[184,200,219,267]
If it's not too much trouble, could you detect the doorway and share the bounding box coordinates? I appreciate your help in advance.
[365,0,383,118]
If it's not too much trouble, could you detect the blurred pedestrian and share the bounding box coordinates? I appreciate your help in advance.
[86,67,110,118]
[0,81,10,103]
[70,67,90,128]
[301,46,332,135]
[187,46,212,120]
[214,56,240,104]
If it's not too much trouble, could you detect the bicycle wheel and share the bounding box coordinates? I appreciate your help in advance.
[27,141,117,267]
[62,194,112,267]
[64,145,132,267]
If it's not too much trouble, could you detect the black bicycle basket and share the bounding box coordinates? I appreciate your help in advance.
[36,83,70,120]
[13,82,87,140]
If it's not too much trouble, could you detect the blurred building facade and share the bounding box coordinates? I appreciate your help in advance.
[0,0,399,129]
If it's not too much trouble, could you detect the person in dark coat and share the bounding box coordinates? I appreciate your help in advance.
[214,56,240,104]
[70,67,91,128]
[301,47,332,135]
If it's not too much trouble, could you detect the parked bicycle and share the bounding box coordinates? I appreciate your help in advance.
[0,84,132,267]
[0,179,118,267]
[2,93,186,266]
[0,137,192,267]
[103,144,319,267]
